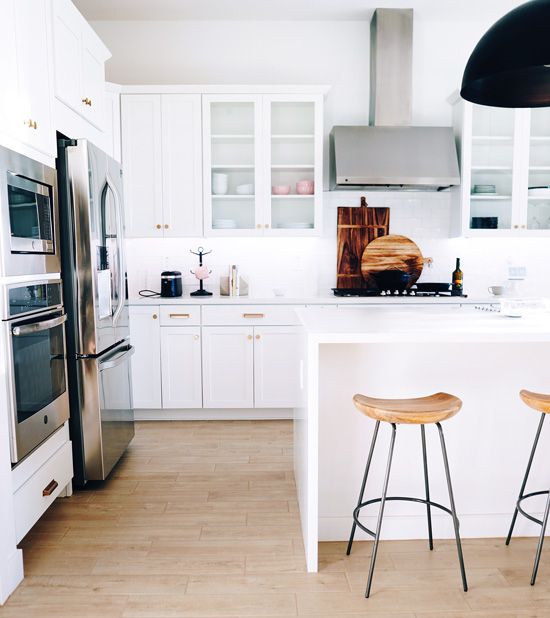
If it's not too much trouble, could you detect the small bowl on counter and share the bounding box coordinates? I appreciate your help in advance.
[272,185,291,195]
[296,180,314,195]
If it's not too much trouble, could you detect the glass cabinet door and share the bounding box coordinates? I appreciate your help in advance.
[526,108,550,230]
[204,96,260,233]
[266,98,318,233]
[468,105,516,231]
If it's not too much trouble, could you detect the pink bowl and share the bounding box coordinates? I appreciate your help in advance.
[272,185,291,195]
[296,180,314,195]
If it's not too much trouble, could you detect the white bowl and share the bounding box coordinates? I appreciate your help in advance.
[236,184,254,195]
[528,186,550,197]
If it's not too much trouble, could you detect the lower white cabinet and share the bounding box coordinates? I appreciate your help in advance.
[254,326,301,408]
[129,306,162,409]
[202,326,254,409]
[161,326,203,408]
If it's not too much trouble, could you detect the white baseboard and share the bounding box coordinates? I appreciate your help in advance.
[319,512,545,542]
[0,548,23,605]
[134,408,293,421]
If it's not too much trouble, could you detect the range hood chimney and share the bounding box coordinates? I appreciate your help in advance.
[330,8,460,191]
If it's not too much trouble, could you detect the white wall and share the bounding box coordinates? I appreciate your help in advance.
[94,11,550,298]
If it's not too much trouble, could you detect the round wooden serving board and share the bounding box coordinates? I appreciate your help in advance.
[361,234,424,288]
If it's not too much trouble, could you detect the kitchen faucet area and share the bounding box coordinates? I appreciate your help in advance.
[3,1,550,616]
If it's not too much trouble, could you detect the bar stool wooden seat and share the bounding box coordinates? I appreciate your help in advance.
[506,389,550,585]
[347,392,468,598]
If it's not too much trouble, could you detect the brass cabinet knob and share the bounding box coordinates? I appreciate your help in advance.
[521,224,526,229]
[193,334,199,340]
[513,224,519,229]
[256,223,261,229]
[247,334,253,340]
[264,223,270,229]
[24,119,37,129]
[255,334,260,340]
[164,224,169,229]
[152,313,158,320]
[81,97,92,106]
[156,224,161,230]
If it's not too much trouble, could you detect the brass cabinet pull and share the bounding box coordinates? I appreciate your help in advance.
[169,313,190,319]
[164,224,169,229]
[255,334,261,340]
[152,313,158,320]
[82,97,92,106]
[156,224,161,230]
[243,313,264,318]
[24,119,37,129]
[42,480,59,497]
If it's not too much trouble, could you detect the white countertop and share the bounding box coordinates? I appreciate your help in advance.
[296,305,550,343]
[128,293,497,306]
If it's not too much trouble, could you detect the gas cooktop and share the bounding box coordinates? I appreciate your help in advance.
[332,283,466,298]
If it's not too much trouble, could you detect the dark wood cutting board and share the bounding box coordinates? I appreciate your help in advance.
[360,234,424,289]
[336,198,390,289]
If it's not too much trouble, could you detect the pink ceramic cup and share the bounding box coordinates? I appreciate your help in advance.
[296,180,314,195]
[272,185,291,195]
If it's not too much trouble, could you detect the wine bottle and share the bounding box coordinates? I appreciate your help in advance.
[452,258,463,296]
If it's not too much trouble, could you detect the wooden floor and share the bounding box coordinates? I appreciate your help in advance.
[3,420,550,617]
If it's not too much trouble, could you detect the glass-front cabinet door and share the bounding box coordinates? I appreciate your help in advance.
[525,107,550,231]
[263,95,322,235]
[203,95,262,235]
[467,104,517,232]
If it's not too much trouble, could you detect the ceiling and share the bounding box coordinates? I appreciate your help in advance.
[73,0,523,22]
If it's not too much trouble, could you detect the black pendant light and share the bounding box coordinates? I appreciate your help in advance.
[461,0,550,107]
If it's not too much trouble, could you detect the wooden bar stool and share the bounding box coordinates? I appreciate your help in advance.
[347,392,468,598]
[506,389,550,585]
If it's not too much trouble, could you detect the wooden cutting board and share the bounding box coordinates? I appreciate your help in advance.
[361,234,424,289]
[336,198,390,289]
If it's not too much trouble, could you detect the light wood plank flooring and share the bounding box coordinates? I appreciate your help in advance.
[3,420,550,617]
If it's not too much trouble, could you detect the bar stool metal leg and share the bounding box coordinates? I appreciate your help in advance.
[531,488,550,585]
[506,413,546,546]
[436,422,468,593]
[347,421,380,556]
[421,425,434,551]
[365,423,397,599]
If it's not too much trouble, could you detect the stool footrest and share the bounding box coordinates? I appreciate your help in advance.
[516,490,550,527]
[353,496,456,538]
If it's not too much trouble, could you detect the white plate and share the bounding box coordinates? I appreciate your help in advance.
[528,187,550,197]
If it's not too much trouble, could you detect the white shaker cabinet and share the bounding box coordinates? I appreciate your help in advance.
[254,326,302,408]
[121,94,203,238]
[129,306,162,409]
[121,95,163,237]
[202,327,254,408]
[52,0,110,130]
[0,0,55,157]
[160,327,203,408]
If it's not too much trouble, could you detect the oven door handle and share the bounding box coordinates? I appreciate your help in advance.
[99,345,135,371]
[12,314,67,336]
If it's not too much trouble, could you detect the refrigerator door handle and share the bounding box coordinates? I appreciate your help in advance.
[105,172,125,327]
[99,345,135,371]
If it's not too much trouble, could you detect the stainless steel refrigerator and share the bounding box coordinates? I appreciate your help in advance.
[57,138,134,486]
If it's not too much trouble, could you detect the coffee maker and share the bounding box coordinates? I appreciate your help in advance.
[160,271,183,297]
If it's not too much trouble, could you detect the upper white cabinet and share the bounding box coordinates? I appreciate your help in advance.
[203,93,323,236]
[0,0,55,157]
[452,95,550,236]
[52,0,110,130]
[121,94,203,238]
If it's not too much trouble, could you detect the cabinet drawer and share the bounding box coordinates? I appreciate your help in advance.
[202,305,302,326]
[13,441,73,543]
[160,306,200,326]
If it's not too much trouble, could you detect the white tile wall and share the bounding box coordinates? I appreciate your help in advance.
[126,191,550,300]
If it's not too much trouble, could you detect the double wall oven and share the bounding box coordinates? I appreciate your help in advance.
[1,279,69,464]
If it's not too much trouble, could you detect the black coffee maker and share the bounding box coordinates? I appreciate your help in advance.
[160,271,183,297]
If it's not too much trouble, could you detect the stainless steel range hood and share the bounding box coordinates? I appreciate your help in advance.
[330,9,460,191]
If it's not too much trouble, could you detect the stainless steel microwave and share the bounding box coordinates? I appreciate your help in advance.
[0,146,60,276]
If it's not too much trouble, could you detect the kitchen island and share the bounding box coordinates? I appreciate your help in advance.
[294,305,550,572]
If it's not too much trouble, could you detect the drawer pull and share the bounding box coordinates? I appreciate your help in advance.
[42,480,59,497]
[169,313,190,319]
[243,313,264,318]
